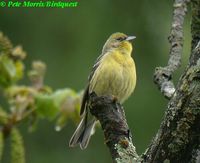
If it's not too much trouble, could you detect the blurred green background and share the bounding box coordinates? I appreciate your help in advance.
[0,0,191,162]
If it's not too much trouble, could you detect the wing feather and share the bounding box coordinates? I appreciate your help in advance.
[80,52,105,116]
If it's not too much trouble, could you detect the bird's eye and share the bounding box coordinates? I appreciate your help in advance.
[116,37,126,41]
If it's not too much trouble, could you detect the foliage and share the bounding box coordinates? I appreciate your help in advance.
[0,32,82,163]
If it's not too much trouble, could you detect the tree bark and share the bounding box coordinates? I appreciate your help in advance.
[90,93,139,163]
[143,43,200,162]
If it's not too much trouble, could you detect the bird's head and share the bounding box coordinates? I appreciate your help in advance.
[102,32,136,55]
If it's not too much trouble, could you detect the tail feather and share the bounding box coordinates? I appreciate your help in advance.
[80,119,96,149]
[69,117,85,147]
[69,113,96,149]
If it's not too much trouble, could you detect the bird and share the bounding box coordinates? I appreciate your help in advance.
[69,32,137,149]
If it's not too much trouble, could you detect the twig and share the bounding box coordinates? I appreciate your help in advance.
[154,0,190,99]
[1,108,36,139]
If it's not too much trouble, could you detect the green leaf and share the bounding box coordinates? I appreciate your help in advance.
[52,89,76,107]
[35,93,58,119]
[55,89,82,131]
[11,128,25,163]
[0,131,4,162]
[2,56,16,78]
[35,89,76,120]
[0,55,16,87]
[0,55,24,87]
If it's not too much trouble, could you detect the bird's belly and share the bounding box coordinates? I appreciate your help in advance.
[89,59,136,103]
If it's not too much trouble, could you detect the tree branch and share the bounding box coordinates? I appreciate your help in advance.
[143,45,200,162]
[142,0,200,159]
[89,93,139,163]
[154,0,190,99]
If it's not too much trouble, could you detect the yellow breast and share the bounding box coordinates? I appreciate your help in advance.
[89,50,136,103]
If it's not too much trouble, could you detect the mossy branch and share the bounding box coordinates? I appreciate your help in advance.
[89,93,139,163]
[143,42,200,162]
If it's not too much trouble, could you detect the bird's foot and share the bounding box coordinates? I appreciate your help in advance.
[112,95,118,103]
[111,96,121,111]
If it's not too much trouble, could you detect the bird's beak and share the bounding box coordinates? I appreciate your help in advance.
[126,36,136,41]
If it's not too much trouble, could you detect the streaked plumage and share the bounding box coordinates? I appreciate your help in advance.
[69,32,137,149]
